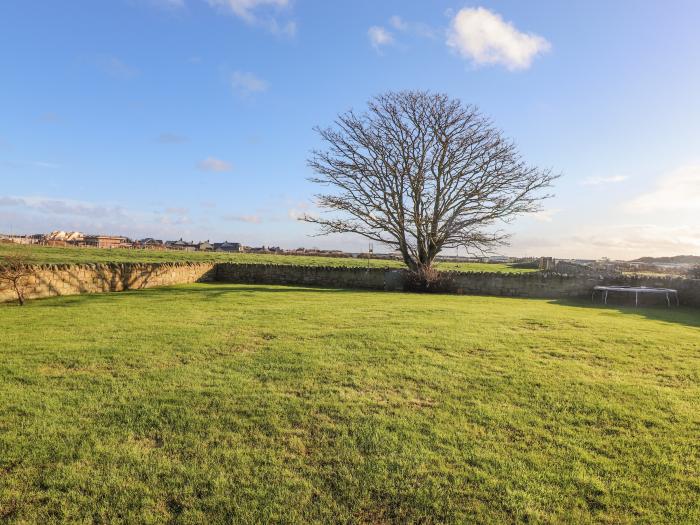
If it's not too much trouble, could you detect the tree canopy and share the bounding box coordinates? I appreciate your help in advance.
[306,91,558,272]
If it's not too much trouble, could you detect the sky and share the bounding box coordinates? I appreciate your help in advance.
[1,0,699,259]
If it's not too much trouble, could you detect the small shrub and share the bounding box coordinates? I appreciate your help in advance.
[0,253,34,306]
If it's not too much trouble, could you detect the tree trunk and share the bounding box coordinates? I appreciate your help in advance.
[12,281,25,306]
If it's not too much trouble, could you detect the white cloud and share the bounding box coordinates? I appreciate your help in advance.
[368,26,394,50]
[206,0,294,35]
[198,157,233,172]
[231,71,268,96]
[266,18,296,37]
[446,7,550,70]
[581,175,629,186]
[389,15,408,31]
[223,214,262,224]
[625,165,700,213]
[207,0,286,22]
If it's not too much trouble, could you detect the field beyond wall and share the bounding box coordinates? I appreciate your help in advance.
[1,284,698,523]
[0,244,534,273]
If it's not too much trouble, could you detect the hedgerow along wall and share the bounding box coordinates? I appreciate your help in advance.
[1,262,699,307]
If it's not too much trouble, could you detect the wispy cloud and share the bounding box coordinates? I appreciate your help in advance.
[624,165,700,213]
[30,161,61,169]
[574,225,700,256]
[529,208,562,223]
[388,15,436,38]
[158,206,191,225]
[223,214,262,224]
[231,71,268,96]
[446,7,550,70]
[388,15,408,31]
[368,26,394,50]
[198,157,233,172]
[287,201,312,221]
[165,207,189,215]
[510,224,700,259]
[0,195,127,219]
[0,197,25,207]
[0,194,211,240]
[205,0,295,35]
[146,0,185,9]
[581,175,629,186]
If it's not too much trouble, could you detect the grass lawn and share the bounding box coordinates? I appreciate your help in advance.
[1,285,698,523]
[0,243,534,273]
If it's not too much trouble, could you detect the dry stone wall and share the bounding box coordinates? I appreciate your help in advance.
[2,261,699,307]
[215,263,390,290]
[0,262,215,303]
[216,264,700,307]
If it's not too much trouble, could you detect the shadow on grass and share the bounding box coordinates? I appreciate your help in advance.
[25,283,360,307]
[549,298,700,329]
[191,283,363,299]
[18,284,700,330]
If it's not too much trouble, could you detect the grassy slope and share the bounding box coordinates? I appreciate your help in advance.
[0,244,533,273]
[1,285,698,523]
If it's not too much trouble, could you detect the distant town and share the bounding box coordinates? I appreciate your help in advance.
[2,230,698,277]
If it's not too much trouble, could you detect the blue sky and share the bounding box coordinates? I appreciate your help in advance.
[1,0,699,258]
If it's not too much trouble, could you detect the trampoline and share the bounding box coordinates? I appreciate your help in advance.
[592,285,679,307]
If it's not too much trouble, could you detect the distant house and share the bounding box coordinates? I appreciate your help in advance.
[43,230,85,246]
[196,241,213,251]
[136,238,165,250]
[166,239,197,251]
[214,241,241,253]
[84,235,128,249]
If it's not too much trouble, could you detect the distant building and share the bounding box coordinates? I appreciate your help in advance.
[166,239,197,251]
[136,238,165,250]
[214,241,241,253]
[196,241,213,251]
[84,235,128,249]
[43,230,85,246]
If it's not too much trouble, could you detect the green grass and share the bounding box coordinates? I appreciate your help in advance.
[0,243,533,273]
[1,285,698,523]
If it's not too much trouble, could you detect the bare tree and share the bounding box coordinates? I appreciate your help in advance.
[305,91,558,273]
[0,252,34,306]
